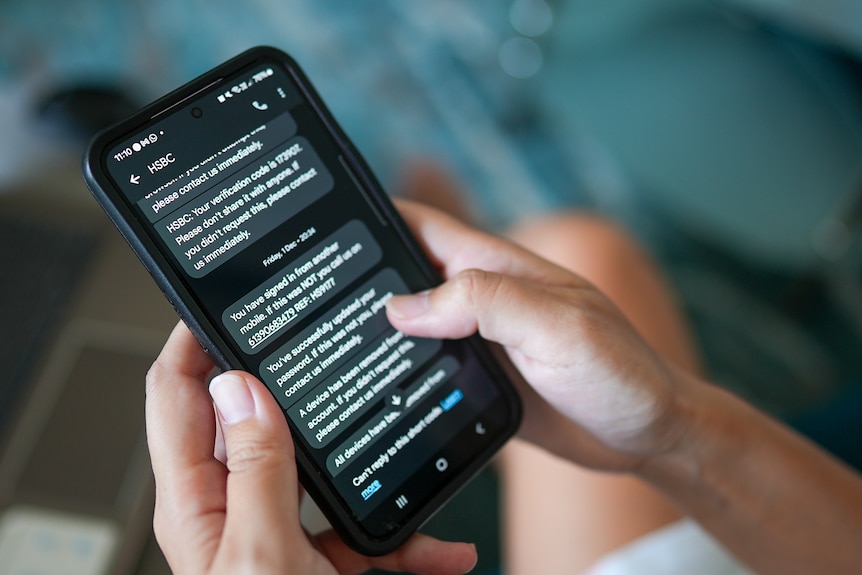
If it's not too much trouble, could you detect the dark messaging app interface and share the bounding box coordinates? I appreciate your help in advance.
[103,60,509,532]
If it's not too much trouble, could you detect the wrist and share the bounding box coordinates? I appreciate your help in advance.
[634,367,764,515]
[634,368,730,488]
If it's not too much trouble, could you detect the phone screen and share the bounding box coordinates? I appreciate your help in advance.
[86,49,519,551]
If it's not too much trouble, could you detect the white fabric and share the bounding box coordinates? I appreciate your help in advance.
[586,519,754,575]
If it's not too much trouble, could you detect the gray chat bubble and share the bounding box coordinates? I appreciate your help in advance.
[325,354,460,476]
[222,220,382,355]
[259,268,408,406]
[288,332,441,450]
[155,135,334,277]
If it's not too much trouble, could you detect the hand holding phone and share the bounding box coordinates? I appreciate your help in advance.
[84,47,520,554]
[146,323,479,574]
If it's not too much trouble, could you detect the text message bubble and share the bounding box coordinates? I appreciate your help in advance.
[138,112,297,222]
[153,135,334,277]
[325,354,460,476]
[222,220,382,354]
[259,267,405,401]
[287,330,440,449]
[350,400,448,491]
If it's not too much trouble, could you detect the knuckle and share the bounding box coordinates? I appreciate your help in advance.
[145,358,168,397]
[452,268,486,296]
[144,358,176,397]
[151,494,179,550]
[225,435,286,475]
[454,268,504,308]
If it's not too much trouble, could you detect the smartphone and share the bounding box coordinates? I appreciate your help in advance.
[83,46,521,555]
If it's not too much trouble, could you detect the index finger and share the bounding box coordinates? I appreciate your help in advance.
[395,199,581,287]
[146,322,217,477]
[146,322,226,572]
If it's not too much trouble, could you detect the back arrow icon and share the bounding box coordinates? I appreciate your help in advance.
[130,174,141,185]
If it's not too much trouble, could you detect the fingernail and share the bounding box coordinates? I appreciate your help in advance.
[387,290,430,319]
[209,373,256,424]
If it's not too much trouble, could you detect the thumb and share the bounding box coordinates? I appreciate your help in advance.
[387,268,573,357]
[209,372,303,546]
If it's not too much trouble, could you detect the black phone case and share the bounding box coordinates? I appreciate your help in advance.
[83,46,521,555]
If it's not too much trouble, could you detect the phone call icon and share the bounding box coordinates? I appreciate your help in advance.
[252,100,269,111]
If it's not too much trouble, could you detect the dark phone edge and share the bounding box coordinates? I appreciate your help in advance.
[82,46,521,556]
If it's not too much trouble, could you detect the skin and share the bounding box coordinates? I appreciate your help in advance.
[145,323,478,575]
[384,200,862,574]
[500,212,697,574]
[147,199,862,574]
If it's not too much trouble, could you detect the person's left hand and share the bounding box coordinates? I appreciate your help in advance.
[146,322,478,575]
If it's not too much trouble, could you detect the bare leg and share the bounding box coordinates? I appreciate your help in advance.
[396,160,477,223]
[501,212,701,574]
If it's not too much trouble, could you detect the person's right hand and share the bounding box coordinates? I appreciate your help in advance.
[386,200,688,473]
[388,200,862,575]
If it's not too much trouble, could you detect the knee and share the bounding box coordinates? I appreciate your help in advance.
[507,211,650,286]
